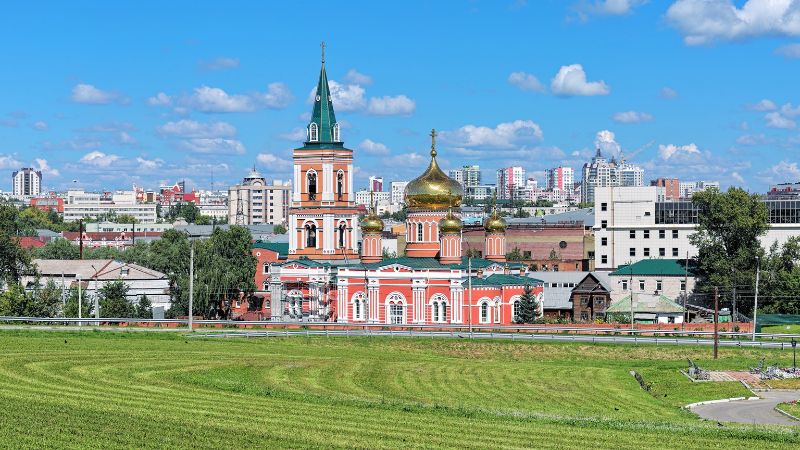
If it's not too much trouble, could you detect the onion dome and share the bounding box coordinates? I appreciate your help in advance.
[439,210,463,234]
[404,129,463,210]
[484,203,507,233]
[360,214,384,234]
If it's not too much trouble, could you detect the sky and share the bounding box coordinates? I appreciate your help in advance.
[1,0,800,194]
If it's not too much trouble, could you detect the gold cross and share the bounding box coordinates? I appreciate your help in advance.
[430,128,437,157]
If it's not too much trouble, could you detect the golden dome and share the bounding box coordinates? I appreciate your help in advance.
[484,214,507,233]
[404,129,463,210]
[439,210,463,234]
[360,213,384,234]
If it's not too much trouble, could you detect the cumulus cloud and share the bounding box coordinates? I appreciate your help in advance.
[344,69,372,85]
[747,98,777,111]
[71,84,123,105]
[508,71,545,92]
[386,152,427,168]
[32,121,48,131]
[759,160,800,184]
[731,171,745,184]
[184,86,256,113]
[33,158,59,176]
[147,92,172,106]
[80,151,120,167]
[612,111,653,123]
[178,138,246,154]
[157,120,237,138]
[256,153,292,170]
[325,80,367,111]
[279,127,308,141]
[357,139,391,155]
[551,64,610,97]
[367,95,416,115]
[594,130,621,156]
[440,120,543,148]
[259,82,293,109]
[666,0,800,46]
[765,111,796,129]
[0,154,22,169]
[199,57,240,71]
[118,131,137,145]
[658,143,702,160]
[136,157,163,171]
[736,133,770,145]
[660,87,679,98]
[571,0,648,21]
[776,43,800,58]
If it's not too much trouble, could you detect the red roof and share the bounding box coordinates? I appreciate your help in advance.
[18,237,46,249]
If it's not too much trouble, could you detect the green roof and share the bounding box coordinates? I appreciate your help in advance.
[470,274,543,287]
[605,293,684,314]
[352,256,525,271]
[252,241,289,256]
[610,259,696,277]
[299,53,343,150]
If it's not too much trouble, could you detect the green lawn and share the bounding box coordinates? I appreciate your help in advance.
[762,324,800,334]
[0,331,797,449]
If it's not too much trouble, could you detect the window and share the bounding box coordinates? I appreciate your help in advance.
[596,298,604,306]
[309,123,319,142]
[480,303,489,323]
[353,293,367,320]
[643,248,650,257]
[513,300,521,321]
[621,280,628,291]
[643,230,650,239]
[672,248,679,257]
[580,312,589,321]
[601,237,607,246]
[263,282,269,291]
[659,230,665,239]
[629,248,636,257]
[581,296,589,305]
[332,123,340,142]
[389,304,404,324]
[263,263,270,274]
[523,250,532,259]
[601,220,607,229]
[629,230,636,239]
[307,171,317,201]
[336,171,344,201]
[338,223,346,248]
[601,255,608,264]
[656,280,662,292]
[553,265,559,272]
[432,302,439,322]
[417,223,423,241]
[644,211,651,216]
[672,230,679,239]
[680,280,687,291]
[305,223,317,248]
[639,280,645,291]
[601,202,607,211]
[659,248,665,257]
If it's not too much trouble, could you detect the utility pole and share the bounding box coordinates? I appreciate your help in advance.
[752,256,760,341]
[468,256,473,338]
[713,286,719,360]
[629,267,635,330]
[79,219,84,259]
[77,275,82,327]
[188,240,194,331]
[683,251,689,331]
[731,268,737,325]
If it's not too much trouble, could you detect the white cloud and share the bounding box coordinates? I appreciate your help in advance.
[551,64,610,97]
[759,160,800,183]
[441,120,544,148]
[658,143,702,160]
[666,0,800,46]
[147,92,172,106]
[158,119,237,138]
[199,57,240,71]
[357,139,391,155]
[184,86,255,113]
[80,151,120,167]
[259,82,293,109]
[344,69,372,85]
[0,154,22,169]
[279,127,308,141]
[731,171,745,184]
[32,121,48,131]
[747,98,777,111]
[594,130,621,156]
[776,43,800,58]
[33,158,59,176]
[256,153,292,170]
[612,111,653,123]
[781,102,800,117]
[736,133,769,145]
[118,131,137,145]
[136,157,163,171]
[765,111,796,129]
[660,87,679,98]
[572,0,648,20]
[367,95,416,115]
[326,80,367,112]
[178,138,246,154]
[508,71,545,92]
[386,152,427,168]
[70,84,121,105]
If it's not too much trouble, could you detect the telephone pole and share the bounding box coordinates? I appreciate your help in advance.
[188,241,194,331]
[713,286,719,360]
[752,256,760,341]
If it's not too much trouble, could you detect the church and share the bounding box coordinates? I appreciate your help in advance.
[249,49,543,325]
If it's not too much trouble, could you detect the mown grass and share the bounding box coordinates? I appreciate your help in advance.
[0,330,797,449]
[777,401,800,419]
[762,324,800,334]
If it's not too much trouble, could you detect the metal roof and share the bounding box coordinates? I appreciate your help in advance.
[610,259,696,277]
[606,293,684,314]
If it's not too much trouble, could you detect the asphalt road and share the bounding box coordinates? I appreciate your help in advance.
[691,391,800,425]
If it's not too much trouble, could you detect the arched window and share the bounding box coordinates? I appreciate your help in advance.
[513,300,521,322]
[480,302,489,323]
[386,293,405,324]
[440,302,446,321]
[309,123,319,142]
[305,223,317,248]
[417,223,423,241]
[332,123,340,142]
[338,222,346,248]
[336,171,344,201]
[307,171,317,201]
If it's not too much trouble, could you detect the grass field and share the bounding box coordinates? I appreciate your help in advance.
[0,331,798,449]
[762,324,800,334]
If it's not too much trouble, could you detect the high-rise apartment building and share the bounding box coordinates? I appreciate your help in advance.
[12,167,42,197]
[496,166,525,200]
[679,181,720,198]
[228,169,290,225]
[448,165,481,187]
[390,181,408,204]
[545,166,574,191]
[582,150,644,204]
[651,178,680,200]
[368,176,383,192]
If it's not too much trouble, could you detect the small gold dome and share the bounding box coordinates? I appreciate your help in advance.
[360,213,384,234]
[484,214,507,233]
[439,210,463,234]
[404,129,463,210]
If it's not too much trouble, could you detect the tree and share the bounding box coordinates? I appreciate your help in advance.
[514,284,539,323]
[0,201,32,287]
[115,214,138,224]
[27,279,63,317]
[757,237,800,314]
[273,224,287,234]
[98,280,133,317]
[506,247,523,261]
[63,286,94,317]
[690,187,768,317]
[134,295,153,319]
[195,215,212,225]
[33,238,80,260]
[465,248,481,259]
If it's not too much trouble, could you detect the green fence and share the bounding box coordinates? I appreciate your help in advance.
[755,314,800,333]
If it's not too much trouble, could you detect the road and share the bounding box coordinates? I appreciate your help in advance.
[691,391,800,425]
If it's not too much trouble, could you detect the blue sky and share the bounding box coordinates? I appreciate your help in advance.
[1,0,799,193]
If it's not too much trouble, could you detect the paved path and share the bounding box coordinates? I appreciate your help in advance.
[691,391,800,425]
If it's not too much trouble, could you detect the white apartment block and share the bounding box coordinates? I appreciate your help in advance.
[545,166,574,191]
[355,190,390,208]
[228,169,290,226]
[465,185,495,202]
[198,203,228,221]
[679,181,720,198]
[12,168,42,197]
[63,203,157,223]
[496,166,525,200]
[594,185,800,270]
[390,181,408,205]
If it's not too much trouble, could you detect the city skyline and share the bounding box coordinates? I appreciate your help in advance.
[1,1,799,193]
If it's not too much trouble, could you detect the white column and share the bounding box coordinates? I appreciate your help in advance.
[289,214,297,252]
[351,216,360,251]
[323,214,334,253]
[293,164,301,202]
[338,282,348,322]
[322,163,333,202]
[347,164,354,202]
[368,279,380,322]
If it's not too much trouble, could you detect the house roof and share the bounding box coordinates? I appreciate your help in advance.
[253,241,290,257]
[469,274,543,287]
[354,256,526,271]
[610,259,696,277]
[606,293,685,314]
[18,236,46,248]
[527,271,612,291]
[31,259,167,280]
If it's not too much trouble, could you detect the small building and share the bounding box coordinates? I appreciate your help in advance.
[605,293,685,324]
[609,258,696,302]
[571,273,613,322]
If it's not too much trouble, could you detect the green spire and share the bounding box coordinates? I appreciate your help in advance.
[306,41,340,146]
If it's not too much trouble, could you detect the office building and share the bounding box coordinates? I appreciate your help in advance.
[12,167,42,197]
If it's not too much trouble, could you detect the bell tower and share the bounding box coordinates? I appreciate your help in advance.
[288,43,360,260]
